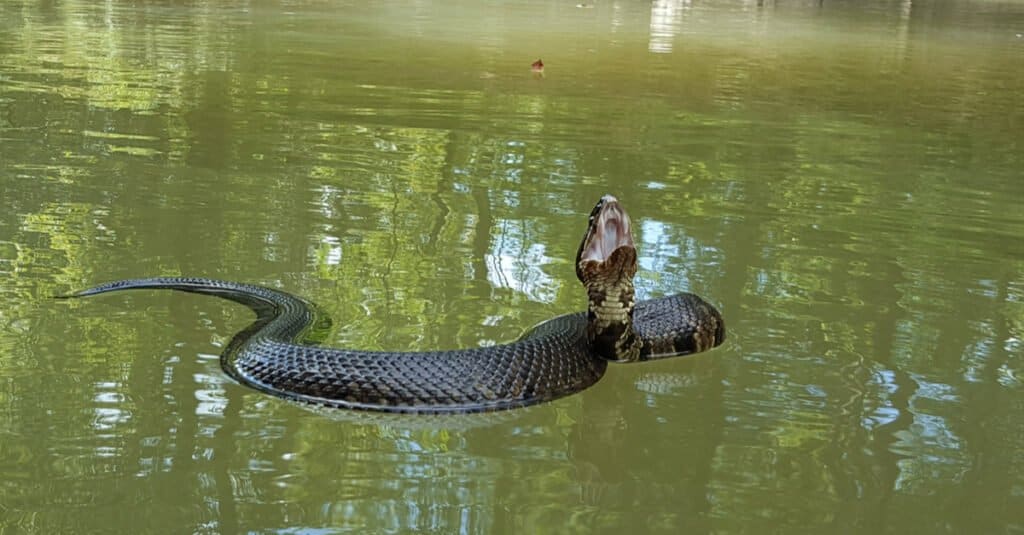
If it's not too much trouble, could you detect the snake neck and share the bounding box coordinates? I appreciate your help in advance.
[582,246,642,362]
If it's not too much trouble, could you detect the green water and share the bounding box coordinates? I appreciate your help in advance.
[2,0,1023,532]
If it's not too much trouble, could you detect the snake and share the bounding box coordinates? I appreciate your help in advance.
[60,195,725,413]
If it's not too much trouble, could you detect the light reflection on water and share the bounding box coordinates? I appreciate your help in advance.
[1,0,1023,532]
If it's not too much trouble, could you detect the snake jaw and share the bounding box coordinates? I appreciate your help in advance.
[578,196,634,265]
[576,195,637,282]
[576,195,638,292]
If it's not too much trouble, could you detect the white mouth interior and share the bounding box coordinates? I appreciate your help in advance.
[581,199,634,263]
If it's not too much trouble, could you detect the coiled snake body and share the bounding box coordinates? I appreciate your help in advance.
[62,196,725,413]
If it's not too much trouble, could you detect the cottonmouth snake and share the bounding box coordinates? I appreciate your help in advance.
[61,195,725,413]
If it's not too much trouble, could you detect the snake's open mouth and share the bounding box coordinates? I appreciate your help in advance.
[576,195,636,279]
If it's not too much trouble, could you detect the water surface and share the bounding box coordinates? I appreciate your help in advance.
[1,0,1022,533]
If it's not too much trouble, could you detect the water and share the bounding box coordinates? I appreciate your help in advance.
[2,0,1022,532]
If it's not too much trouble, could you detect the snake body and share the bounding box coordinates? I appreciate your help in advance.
[62,196,725,413]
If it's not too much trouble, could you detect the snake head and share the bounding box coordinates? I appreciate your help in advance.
[576,195,638,286]
[576,195,642,361]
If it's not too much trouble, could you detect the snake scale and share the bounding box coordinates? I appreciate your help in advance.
[61,195,725,413]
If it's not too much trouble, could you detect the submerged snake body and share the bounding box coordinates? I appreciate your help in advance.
[67,277,722,413]
[64,196,725,413]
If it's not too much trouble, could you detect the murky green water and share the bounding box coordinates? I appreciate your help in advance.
[2,0,1022,532]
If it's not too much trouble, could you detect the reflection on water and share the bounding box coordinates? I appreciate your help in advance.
[1,0,1023,532]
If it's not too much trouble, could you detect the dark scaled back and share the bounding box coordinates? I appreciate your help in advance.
[60,277,723,413]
